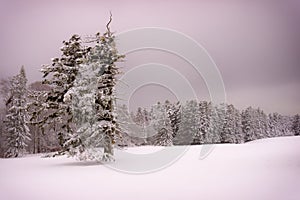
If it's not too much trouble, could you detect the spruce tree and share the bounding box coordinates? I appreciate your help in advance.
[149,102,173,146]
[222,104,237,143]
[268,113,282,138]
[166,101,181,139]
[193,101,209,144]
[174,100,200,145]
[4,66,31,158]
[207,103,224,144]
[41,34,89,153]
[292,114,300,136]
[242,107,256,142]
[233,108,244,143]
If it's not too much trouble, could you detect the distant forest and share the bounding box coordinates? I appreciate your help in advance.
[117,100,300,146]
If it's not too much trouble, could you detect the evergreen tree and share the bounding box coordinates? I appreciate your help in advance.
[174,100,200,145]
[292,114,300,136]
[192,101,208,144]
[143,108,150,126]
[41,34,89,152]
[115,104,137,147]
[64,20,122,161]
[222,104,237,143]
[135,107,144,126]
[27,82,49,153]
[207,103,224,144]
[4,66,31,158]
[268,113,282,138]
[255,108,268,139]
[149,102,173,146]
[242,107,256,142]
[233,107,244,143]
[166,101,181,138]
[242,107,269,142]
[63,60,107,160]
[62,19,124,161]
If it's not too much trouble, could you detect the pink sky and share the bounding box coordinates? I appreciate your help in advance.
[0,0,299,114]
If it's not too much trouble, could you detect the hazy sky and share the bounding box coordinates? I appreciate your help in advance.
[0,0,299,114]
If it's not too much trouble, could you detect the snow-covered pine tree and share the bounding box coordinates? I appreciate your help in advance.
[41,34,89,152]
[292,114,300,136]
[135,107,144,126]
[68,17,124,161]
[278,115,294,136]
[0,77,13,156]
[149,102,173,146]
[242,107,257,142]
[221,104,244,143]
[4,66,31,158]
[27,82,59,153]
[115,104,137,147]
[63,59,106,160]
[174,100,200,145]
[165,101,181,139]
[233,107,244,143]
[206,103,224,144]
[256,108,269,139]
[143,108,150,126]
[0,108,5,156]
[268,113,282,138]
[221,104,237,143]
[133,107,148,143]
[63,21,124,161]
[192,101,207,144]
[242,107,269,142]
[27,84,46,153]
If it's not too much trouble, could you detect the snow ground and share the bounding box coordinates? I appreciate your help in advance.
[1,136,300,200]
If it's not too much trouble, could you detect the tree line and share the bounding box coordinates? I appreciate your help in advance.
[120,100,300,146]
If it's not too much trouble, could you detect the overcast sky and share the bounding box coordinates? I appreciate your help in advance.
[0,0,299,115]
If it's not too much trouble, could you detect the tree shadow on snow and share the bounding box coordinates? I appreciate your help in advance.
[53,161,103,167]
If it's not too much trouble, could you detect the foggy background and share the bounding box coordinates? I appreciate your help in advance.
[0,0,299,115]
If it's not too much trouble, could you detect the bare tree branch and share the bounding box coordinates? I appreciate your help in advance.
[106,11,113,36]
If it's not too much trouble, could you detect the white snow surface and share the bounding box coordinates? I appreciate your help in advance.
[1,136,300,200]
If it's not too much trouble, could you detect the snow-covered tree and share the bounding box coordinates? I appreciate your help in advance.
[0,108,6,156]
[206,103,224,144]
[174,100,200,145]
[27,81,59,153]
[143,108,150,126]
[149,102,173,146]
[64,17,124,161]
[268,113,282,138]
[242,107,269,142]
[278,115,294,137]
[133,107,149,142]
[4,66,31,158]
[115,104,137,147]
[63,61,107,160]
[255,108,269,139]
[242,107,256,142]
[135,107,145,126]
[41,34,89,152]
[0,77,12,156]
[221,104,237,143]
[165,101,181,138]
[233,107,244,143]
[193,101,209,144]
[221,104,244,143]
[92,25,124,161]
[292,114,300,136]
